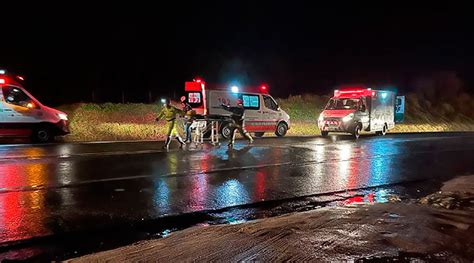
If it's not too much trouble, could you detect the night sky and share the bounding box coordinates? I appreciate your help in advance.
[1,3,473,105]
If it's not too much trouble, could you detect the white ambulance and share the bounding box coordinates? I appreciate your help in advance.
[184,79,290,139]
[318,85,397,139]
[0,69,69,142]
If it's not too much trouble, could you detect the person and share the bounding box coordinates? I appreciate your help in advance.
[156,98,186,149]
[180,96,194,143]
[221,98,254,148]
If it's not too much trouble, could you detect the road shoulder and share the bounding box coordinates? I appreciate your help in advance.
[69,175,474,262]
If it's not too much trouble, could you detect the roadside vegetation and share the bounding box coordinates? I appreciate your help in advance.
[59,92,474,141]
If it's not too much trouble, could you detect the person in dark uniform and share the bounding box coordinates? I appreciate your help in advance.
[180,96,194,143]
[221,98,254,148]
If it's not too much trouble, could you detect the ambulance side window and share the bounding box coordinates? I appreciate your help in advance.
[263,95,278,111]
[1,86,33,108]
[241,94,260,110]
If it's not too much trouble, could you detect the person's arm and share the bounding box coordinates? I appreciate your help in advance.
[176,107,185,116]
[156,108,164,121]
[222,105,242,115]
[221,104,233,112]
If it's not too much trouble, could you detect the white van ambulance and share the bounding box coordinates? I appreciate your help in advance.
[0,69,69,142]
[184,79,290,139]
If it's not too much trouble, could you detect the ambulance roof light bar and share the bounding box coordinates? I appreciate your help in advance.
[0,69,5,75]
[335,87,374,98]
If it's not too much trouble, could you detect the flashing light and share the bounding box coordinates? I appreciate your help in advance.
[193,77,203,83]
[17,76,24,81]
[381,92,388,99]
[260,85,267,91]
[58,113,68,120]
[0,69,5,74]
[160,98,166,104]
[26,103,35,109]
[0,78,5,84]
[231,86,239,93]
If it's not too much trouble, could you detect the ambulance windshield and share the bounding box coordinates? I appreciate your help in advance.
[325,98,360,110]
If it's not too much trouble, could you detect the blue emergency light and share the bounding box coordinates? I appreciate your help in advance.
[231,86,239,93]
[0,69,5,75]
[161,98,166,104]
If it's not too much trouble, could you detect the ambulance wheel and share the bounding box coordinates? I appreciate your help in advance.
[353,124,361,139]
[254,132,265,138]
[376,125,387,136]
[220,122,233,140]
[32,126,54,143]
[321,131,329,137]
[275,122,288,137]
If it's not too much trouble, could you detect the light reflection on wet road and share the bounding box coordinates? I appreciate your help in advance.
[1,133,474,244]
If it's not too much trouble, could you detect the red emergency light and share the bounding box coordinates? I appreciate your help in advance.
[193,77,204,83]
[334,86,374,98]
[185,81,203,91]
[0,78,5,84]
[260,85,267,91]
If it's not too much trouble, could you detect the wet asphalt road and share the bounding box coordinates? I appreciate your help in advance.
[1,133,474,249]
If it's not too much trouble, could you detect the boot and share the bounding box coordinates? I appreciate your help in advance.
[162,136,171,149]
[176,136,185,149]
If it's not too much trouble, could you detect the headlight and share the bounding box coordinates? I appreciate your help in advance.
[342,113,354,122]
[318,114,324,121]
[58,113,68,121]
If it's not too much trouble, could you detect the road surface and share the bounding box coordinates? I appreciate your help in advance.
[1,133,474,259]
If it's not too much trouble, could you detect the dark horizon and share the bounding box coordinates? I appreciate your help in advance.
[1,3,473,105]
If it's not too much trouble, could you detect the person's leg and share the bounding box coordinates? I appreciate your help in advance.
[185,122,192,143]
[228,124,237,147]
[163,120,173,149]
[238,125,254,144]
[170,120,185,148]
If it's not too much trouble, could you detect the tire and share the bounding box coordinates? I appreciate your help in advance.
[353,124,361,139]
[220,122,233,140]
[375,124,387,136]
[275,122,288,137]
[32,126,54,143]
[321,131,329,137]
[254,132,265,138]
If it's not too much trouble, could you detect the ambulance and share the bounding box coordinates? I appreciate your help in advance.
[184,79,290,139]
[0,69,69,142]
[318,85,398,139]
